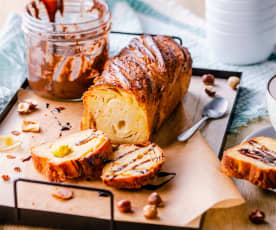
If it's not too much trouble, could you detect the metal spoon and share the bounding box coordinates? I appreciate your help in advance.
[177,97,228,142]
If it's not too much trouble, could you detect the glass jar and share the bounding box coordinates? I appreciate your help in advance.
[22,0,111,100]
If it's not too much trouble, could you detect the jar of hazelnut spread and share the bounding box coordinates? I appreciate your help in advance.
[22,0,111,100]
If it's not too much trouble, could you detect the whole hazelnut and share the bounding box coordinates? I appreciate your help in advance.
[143,204,158,219]
[205,86,216,97]
[148,192,163,207]
[249,209,265,224]
[117,200,132,213]
[228,76,240,90]
[202,74,215,85]
[1,174,10,181]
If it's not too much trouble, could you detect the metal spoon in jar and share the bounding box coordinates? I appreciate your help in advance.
[177,97,228,142]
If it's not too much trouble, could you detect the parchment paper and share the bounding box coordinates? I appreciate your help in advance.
[0,88,244,228]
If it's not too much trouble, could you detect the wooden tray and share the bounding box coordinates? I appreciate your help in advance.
[0,67,242,230]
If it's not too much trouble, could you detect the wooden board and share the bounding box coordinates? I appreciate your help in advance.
[0,72,243,229]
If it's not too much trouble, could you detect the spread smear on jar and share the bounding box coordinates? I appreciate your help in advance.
[23,0,111,100]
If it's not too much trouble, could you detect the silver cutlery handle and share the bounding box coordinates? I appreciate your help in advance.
[177,116,209,142]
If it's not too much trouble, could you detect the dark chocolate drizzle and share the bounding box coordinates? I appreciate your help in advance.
[98,191,109,197]
[239,139,276,166]
[22,155,32,162]
[30,1,40,19]
[112,147,140,162]
[144,172,176,190]
[53,106,65,113]
[109,157,159,175]
[60,122,71,131]
[40,0,64,22]
[75,134,97,146]
[50,109,71,131]
[136,169,148,175]
[131,159,151,170]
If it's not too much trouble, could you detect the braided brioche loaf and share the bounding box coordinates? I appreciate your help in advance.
[81,35,192,144]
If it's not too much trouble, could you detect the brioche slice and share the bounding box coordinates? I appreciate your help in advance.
[31,129,112,182]
[102,143,165,189]
[221,136,276,189]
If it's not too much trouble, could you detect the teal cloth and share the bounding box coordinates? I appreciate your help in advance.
[0,0,276,132]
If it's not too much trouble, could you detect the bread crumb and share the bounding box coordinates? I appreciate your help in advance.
[1,174,10,181]
[14,167,21,172]
[6,154,16,159]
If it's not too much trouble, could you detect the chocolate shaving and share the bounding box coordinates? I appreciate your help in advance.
[98,191,109,197]
[14,167,21,172]
[60,122,71,131]
[46,103,50,108]
[1,174,10,181]
[22,155,32,162]
[53,106,65,113]
[50,109,72,131]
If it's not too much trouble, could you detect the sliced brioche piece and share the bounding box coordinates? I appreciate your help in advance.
[31,129,112,182]
[102,143,165,189]
[221,136,276,189]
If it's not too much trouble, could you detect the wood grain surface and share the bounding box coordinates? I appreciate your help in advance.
[0,0,274,230]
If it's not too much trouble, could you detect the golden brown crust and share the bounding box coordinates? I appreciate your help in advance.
[81,35,192,141]
[31,135,112,182]
[101,143,165,189]
[221,137,276,189]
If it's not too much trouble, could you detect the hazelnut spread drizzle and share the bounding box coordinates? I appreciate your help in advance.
[107,147,159,180]
[29,1,40,19]
[40,0,64,22]
[98,191,109,197]
[75,133,99,146]
[112,147,140,161]
[22,155,32,162]
[111,144,156,162]
[238,139,276,166]
[110,156,160,176]
[27,0,64,22]
[144,172,176,191]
